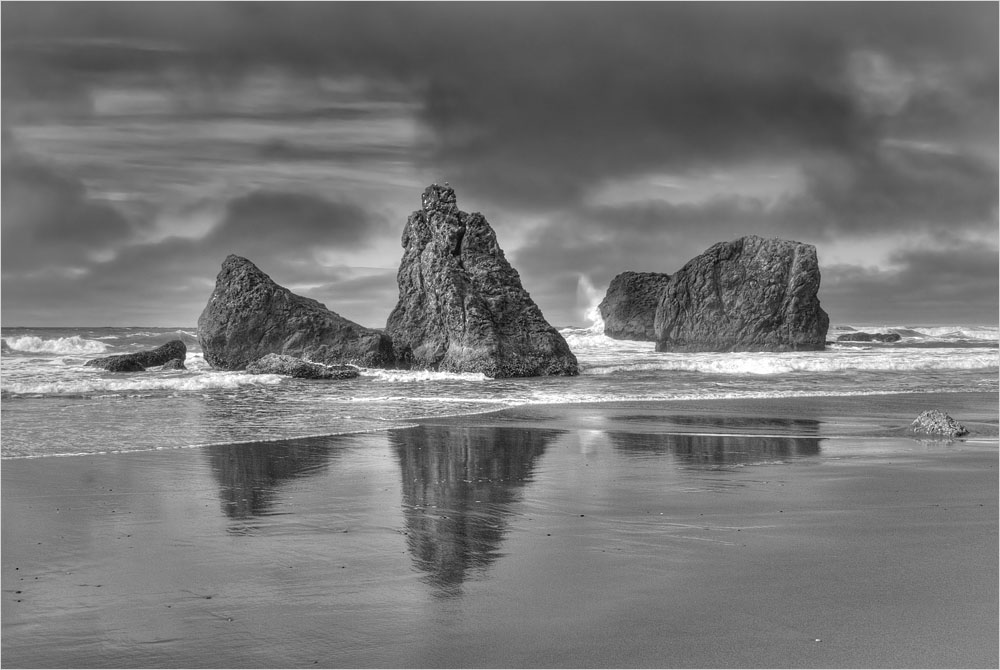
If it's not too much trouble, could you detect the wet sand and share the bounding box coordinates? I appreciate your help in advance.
[3,392,997,668]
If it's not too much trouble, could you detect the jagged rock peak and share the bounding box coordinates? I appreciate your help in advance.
[420,182,459,215]
[386,184,578,378]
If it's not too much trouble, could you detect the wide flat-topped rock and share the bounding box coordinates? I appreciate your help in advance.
[599,271,672,341]
[654,236,829,352]
[385,184,578,377]
[197,255,394,370]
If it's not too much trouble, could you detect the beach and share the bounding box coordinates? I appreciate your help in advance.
[3,391,997,669]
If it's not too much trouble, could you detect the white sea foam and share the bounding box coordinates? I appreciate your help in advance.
[576,274,607,332]
[361,369,489,382]
[2,335,110,355]
[835,324,999,341]
[2,371,285,396]
[3,321,997,460]
[582,349,999,375]
[561,329,652,353]
[521,386,985,407]
[908,326,999,341]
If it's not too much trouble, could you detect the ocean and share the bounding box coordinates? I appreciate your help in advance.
[1,321,997,460]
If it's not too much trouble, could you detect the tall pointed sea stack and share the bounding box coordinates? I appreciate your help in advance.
[198,255,394,369]
[654,236,829,351]
[385,184,578,377]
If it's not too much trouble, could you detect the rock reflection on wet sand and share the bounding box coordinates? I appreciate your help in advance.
[390,425,560,596]
[609,416,822,466]
[207,436,345,532]
[3,394,997,668]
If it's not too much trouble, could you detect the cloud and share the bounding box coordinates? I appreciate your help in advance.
[0,164,400,326]
[4,4,994,211]
[788,145,998,235]
[821,240,999,325]
[203,189,387,261]
[510,197,788,326]
[510,184,998,326]
[2,3,996,327]
[1,145,137,273]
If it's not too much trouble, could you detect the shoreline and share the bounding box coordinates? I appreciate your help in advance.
[3,391,997,668]
[3,390,997,462]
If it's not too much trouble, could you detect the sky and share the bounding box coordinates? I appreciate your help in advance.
[2,2,997,328]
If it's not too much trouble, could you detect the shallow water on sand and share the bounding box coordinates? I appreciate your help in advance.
[2,325,997,459]
[3,399,997,668]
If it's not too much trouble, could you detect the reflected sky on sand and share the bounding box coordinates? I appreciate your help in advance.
[389,425,561,597]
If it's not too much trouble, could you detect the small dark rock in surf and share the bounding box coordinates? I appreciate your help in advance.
[836,332,902,343]
[85,340,187,372]
[245,353,360,380]
[910,409,968,437]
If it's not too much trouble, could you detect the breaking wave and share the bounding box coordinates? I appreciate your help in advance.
[834,324,999,342]
[583,349,999,376]
[361,368,490,383]
[2,335,110,356]
[2,371,285,397]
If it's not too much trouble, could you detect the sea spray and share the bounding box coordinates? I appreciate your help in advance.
[575,274,607,334]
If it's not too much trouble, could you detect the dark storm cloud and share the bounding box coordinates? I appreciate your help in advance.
[2,2,996,326]
[790,145,999,234]
[0,137,394,325]
[256,138,406,163]
[513,180,999,325]
[821,240,1000,324]
[511,197,785,325]
[205,189,387,260]
[515,197,777,286]
[1,145,136,273]
[66,236,397,327]
[1,209,395,328]
[5,4,994,204]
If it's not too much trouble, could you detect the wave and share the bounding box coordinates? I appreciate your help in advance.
[582,350,999,375]
[835,324,999,342]
[905,326,999,341]
[1,371,286,397]
[562,324,999,353]
[1,335,110,356]
[361,368,489,383]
